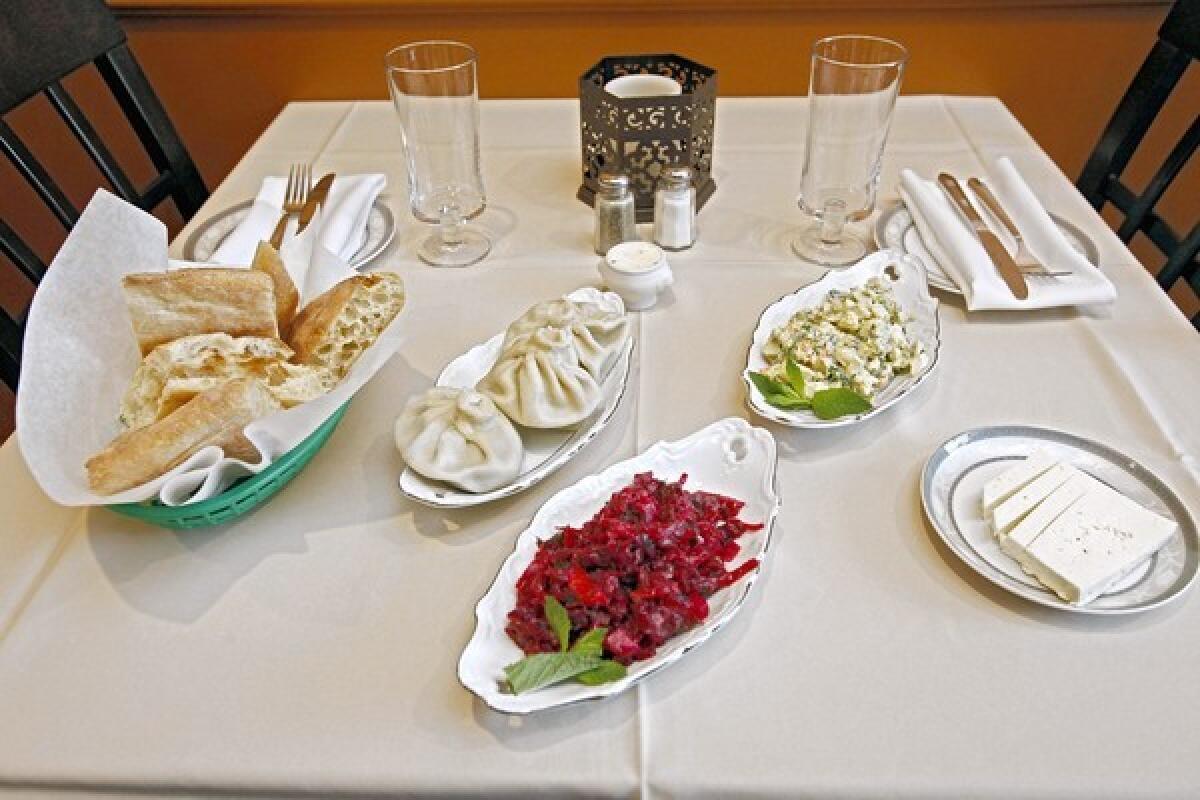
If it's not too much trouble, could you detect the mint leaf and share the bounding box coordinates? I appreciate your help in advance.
[503,652,606,694]
[748,372,810,411]
[784,354,807,396]
[811,387,872,420]
[576,660,627,686]
[570,627,607,658]
[543,595,571,653]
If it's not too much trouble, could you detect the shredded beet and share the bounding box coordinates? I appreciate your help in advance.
[505,473,763,665]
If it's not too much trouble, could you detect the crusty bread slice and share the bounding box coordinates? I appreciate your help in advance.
[251,241,299,331]
[87,378,280,495]
[119,333,327,430]
[287,272,405,381]
[122,268,279,355]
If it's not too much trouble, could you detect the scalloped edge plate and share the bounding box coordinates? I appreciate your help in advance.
[458,417,781,714]
[398,288,634,508]
[742,250,941,428]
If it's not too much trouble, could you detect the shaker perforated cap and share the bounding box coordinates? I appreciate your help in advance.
[598,171,631,193]
[659,164,692,188]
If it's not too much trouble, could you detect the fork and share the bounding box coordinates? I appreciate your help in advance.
[966,177,1071,278]
[268,163,311,248]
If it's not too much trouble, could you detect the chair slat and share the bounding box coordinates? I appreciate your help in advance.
[1117,114,1200,242]
[0,119,79,229]
[1106,181,1184,255]
[0,216,46,284]
[0,309,20,391]
[1077,40,1191,209]
[95,44,207,218]
[45,81,141,205]
[1157,222,1200,291]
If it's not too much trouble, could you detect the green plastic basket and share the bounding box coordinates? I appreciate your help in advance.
[107,402,350,530]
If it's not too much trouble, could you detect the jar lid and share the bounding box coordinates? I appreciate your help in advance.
[660,164,692,188]
[598,171,631,192]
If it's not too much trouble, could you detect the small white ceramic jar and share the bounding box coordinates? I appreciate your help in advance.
[599,241,673,311]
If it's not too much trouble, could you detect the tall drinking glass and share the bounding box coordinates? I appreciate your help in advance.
[385,41,490,267]
[793,35,907,267]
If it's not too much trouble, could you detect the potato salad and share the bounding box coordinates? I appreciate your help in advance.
[761,277,922,399]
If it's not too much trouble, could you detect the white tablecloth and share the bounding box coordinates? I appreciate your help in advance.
[1,97,1198,798]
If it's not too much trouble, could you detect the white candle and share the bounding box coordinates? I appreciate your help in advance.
[604,75,683,99]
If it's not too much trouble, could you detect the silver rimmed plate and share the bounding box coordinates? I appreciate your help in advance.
[398,288,633,509]
[182,199,396,270]
[874,203,1100,294]
[743,250,940,429]
[921,426,1198,614]
[458,417,780,714]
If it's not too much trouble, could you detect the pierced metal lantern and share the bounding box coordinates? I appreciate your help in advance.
[577,54,717,223]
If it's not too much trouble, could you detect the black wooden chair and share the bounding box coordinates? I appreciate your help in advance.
[1077,0,1200,329]
[0,0,208,390]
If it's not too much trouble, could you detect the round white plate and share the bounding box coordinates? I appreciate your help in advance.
[743,250,941,428]
[874,203,1100,294]
[182,199,396,270]
[398,288,633,509]
[458,417,781,714]
[921,426,1198,614]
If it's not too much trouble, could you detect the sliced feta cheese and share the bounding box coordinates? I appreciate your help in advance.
[991,463,1079,537]
[1000,472,1095,561]
[1019,482,1178,605]
[981,451,1056,513]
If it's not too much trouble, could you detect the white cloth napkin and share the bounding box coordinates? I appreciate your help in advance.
[210,173,386,266]
[898,158,1116,310]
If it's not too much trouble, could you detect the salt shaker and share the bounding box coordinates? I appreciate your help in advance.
[594,171,637,256]
[653,165,696,251]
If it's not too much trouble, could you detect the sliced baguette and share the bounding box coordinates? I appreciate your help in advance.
[287,272,405,382]
[87,377,280,495]
[251,241,299,331]
[123,268,279,355]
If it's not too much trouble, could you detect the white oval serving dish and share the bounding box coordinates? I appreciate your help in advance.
[743,250,940,428]
[398,288,634,508]
[458,417,781,714]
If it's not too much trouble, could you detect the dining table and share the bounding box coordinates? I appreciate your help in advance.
[2,96,1199,799]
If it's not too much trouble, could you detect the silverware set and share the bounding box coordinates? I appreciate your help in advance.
[268,163,335,249]
[937,172,1070,300]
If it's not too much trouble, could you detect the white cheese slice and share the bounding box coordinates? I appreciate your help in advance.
[981,451,1056,514]
[991,463,1078,537]
[1019,482,1178,605]
[999,472,1095,561]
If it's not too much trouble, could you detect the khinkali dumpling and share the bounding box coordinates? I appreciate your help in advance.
[501,296,629,379]
[394,387,523,493]
[477,326,603,429]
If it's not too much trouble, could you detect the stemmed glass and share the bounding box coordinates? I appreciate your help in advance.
[793,35,908,267]
[385,41,490,267]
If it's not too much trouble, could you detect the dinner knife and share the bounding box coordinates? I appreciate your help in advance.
[296,172,335,235]
[937,172,1029,300]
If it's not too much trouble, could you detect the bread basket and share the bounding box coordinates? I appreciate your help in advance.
[107,402,349,530]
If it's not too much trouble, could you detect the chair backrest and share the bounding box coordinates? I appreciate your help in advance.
[1077,0,1200,329]
[0,0,209,390]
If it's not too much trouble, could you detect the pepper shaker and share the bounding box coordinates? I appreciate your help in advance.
[653,165,696,251]
[594,171,636,256]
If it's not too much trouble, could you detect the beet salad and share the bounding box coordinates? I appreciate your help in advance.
[506,472,764,666]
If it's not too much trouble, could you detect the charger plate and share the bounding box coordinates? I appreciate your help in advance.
[921,425,1198,614]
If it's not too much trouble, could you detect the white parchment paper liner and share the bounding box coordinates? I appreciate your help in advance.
[17,190,405,507]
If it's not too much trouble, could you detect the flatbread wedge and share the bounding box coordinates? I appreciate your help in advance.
[86,377,280,495]
[123,268,279,355]
[287,272,405,382]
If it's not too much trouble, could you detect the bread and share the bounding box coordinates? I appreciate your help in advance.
[287,272,406,381]
[122,268,279,354]
[119,333,328,430]
[251,241,299,331]
[87,378,281,495]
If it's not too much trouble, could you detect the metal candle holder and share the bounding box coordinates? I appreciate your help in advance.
[577,54,717,223]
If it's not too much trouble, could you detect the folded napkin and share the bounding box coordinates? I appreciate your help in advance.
[210,173,386,267]
[899,158,1115,311]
